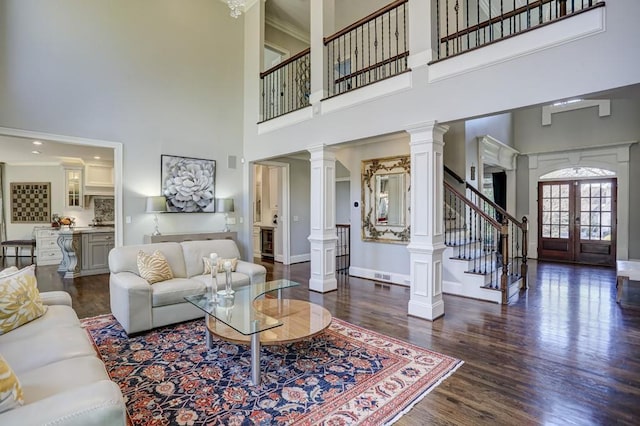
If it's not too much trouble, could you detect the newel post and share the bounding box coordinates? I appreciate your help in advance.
[521,216,529,289]
[500,219,509,305]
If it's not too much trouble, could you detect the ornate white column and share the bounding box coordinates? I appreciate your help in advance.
[307,145,338,293]
[406,122,449,320]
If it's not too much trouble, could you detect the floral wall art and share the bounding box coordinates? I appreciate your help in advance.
[161,155,216,213]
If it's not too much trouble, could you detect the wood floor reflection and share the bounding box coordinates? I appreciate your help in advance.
[15,257,639,425]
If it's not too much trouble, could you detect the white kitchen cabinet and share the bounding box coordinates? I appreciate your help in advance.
[64,167,83,209]
[84,164,114,187]
[35,228,62,266]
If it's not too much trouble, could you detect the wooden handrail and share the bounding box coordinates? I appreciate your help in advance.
[443,166,525,230]
[444,181,501,230]
[334,52,409,84]
[440,0,604,43]
[260,48,310,79]
[444,165,465,184]
[324,0,408,45]
[465,182,525,231]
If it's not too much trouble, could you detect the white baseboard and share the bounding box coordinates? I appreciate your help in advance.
[349,266,410,287]
[289,253,311,264]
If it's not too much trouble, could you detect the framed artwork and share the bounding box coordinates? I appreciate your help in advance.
[10,182,51,223]
[161,155,216,213]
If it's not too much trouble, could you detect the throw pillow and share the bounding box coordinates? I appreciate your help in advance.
[0,267,18,278]
[137,250,174,284]
[0,354,23,414]
[216,257,238,273]
[202,257,238,274]
[0,265,47,336]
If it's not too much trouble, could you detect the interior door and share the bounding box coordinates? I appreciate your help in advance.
[538,178,616,266]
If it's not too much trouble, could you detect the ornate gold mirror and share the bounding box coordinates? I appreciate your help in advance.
[361,155,410,243]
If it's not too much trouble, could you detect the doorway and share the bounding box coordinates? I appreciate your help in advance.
[537,178,617,266]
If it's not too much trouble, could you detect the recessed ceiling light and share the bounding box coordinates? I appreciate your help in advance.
[93,156,101,160]
[32,140,43,146]
[32,150,41,154]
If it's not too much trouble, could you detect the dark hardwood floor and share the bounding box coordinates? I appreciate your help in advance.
[10,257,639,425]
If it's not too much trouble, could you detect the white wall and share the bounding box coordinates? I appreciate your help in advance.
[336,181,351,224]
[334,0,391,31]
[0,0,245,246]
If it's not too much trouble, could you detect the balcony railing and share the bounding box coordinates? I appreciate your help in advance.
[435,0,605,60]
[324,0,409,98]
[260,48,311,122]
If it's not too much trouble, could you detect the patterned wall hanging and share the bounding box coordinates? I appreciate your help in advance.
[10,182,51,223]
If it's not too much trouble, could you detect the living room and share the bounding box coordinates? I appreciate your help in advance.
[1,0,639,424]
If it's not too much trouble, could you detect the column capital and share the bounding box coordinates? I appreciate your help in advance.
[405,121,450,141]
[307,144,338,160]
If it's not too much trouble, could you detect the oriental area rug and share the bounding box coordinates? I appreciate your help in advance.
[82,314,462,425]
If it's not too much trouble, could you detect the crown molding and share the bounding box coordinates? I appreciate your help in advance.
[265,14,310,45]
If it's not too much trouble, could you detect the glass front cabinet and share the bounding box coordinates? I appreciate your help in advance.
[65,167,83,209]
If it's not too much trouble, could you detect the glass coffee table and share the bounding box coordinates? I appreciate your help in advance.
[185,279,332,385]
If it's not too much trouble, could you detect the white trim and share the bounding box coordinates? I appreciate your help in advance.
[321,72,412,115]
[349,266,410,287]
[258,106,313,134]
[527,142,635,261]
[0,126,124,248]
[255,160,291,265]
[265,14,310,45]
[264,41,290,60]
[478,135,519,170]
[428,6,605,82]
[290,253,311,264]
[542,99,611,126]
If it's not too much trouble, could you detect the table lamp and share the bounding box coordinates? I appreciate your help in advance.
[216,198,235,232]
[146,196,167,235]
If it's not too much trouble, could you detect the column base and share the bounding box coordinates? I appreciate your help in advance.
[408,299,444,321]
[309,277,337,293]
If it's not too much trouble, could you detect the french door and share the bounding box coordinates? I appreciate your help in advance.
[538,178,616,266]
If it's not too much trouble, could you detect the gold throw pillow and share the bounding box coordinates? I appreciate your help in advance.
[0,354,23,414]
[0,265,47,336]
[202,257,238,274]
[137,250,174,284]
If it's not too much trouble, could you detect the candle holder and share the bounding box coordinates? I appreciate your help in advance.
[208,253,218,304]
[223,260,234,296]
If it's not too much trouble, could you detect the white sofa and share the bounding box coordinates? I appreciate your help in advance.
[109,239,267,335]
[0,291,127,425]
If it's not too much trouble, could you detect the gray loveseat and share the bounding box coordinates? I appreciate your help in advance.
[109,239,267,334]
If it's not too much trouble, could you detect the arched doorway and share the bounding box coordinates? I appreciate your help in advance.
[537,168,616,266]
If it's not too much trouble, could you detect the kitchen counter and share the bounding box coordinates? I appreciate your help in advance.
[57,228,115,278]
[58,226,115,234]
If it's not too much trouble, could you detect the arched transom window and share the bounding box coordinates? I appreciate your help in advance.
[540,167,615,180]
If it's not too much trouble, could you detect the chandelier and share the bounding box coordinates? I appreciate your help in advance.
[227,0,245,18]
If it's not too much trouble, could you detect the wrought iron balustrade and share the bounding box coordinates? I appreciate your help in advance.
[260,48,311,122]
[435,0,605,60]
[324,0,409,98]
[444,166,528,303]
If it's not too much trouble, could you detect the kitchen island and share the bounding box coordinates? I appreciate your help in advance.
[57,227,115,278]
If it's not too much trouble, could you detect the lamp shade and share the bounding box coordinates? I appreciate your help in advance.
[215,198,234,213]
[146,196,167,213]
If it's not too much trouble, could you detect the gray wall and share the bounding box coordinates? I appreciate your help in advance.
[336,181,351,225]
[514,98,640,258]
[0,0,245,246]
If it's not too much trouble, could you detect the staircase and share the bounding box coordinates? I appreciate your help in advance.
[442,167,528,304]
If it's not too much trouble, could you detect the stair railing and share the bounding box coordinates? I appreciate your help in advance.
[444,166,528,290]
[444,180,507,296]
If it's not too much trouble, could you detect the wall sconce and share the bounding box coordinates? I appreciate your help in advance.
[216,198,235,232]
[146,196,167,236]
[470,164,476,181]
